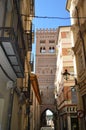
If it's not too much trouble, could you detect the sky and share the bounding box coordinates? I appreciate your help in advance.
[46,110,53,115]
[32,0,71,72]
[33,0,71,29]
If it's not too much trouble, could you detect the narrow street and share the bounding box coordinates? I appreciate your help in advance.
[0,0,86,130]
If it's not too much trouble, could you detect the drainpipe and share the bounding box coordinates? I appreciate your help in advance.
[7,81,25,130]
[28,74,31,130]
[7,81,16,130]
[7,87,14,130]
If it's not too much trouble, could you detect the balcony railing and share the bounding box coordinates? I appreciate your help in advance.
[0,27,25,78]
[24,21,35,51]
[29,53,34,72]
[30,0,35,16]
[24,32,32,51]
[21,73,31,99]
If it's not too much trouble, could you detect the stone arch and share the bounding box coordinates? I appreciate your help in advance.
[40,108,54,127]
[42,108,54,115]
[40,107,57,130]
[40,105,56,115]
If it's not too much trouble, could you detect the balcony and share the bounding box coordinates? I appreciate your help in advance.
[24,21,35,51]
[29,53,34,72]
[21,73,30,99]
[30,0,35,17]
[0,27,25,78]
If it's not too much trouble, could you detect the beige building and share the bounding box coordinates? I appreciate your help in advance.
[35,28,58,127]
[55,26,78,130]
[0,0,35,130]
[66,0,86,130]
[30,73,41,130]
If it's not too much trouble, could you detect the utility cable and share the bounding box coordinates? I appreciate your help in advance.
[34,16,86,20]
[21,14,86,20]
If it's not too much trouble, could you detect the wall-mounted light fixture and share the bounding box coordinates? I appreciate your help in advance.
[62,69,78,86]
[62,69,70,81]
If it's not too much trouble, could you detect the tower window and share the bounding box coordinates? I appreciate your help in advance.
[40,47,46,53]
[40,47,42,53]
[49,47,55,53]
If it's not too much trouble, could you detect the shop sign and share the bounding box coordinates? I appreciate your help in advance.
[77,110,84,118]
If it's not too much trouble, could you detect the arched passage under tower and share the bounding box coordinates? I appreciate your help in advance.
[40,108,58,130]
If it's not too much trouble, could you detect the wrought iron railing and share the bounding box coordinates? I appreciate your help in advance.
[29,53,34,72]
[30,0,35,16]
[24,21,35,51]
[21,73,30,98]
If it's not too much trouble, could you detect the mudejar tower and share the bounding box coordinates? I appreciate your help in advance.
[35,28,58,118]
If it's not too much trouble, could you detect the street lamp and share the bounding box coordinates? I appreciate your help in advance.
[62,69,70,80]
[62,69,78,86]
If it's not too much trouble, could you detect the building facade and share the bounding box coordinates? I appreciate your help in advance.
[35,28,58,126]
[55,26,78,130]
[30,73,41,130]
[0,0,35,130]
[66,0,86,130]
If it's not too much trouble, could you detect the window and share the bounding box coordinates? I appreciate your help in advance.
[49,47,55,53]
[40,47,42,53]
[40,47,46,53]
[49,47,51,52]
[71,88,77,104]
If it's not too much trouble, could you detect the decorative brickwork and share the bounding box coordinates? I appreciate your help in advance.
[35,28,58,114]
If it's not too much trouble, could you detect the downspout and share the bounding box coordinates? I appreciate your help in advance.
[7,83,15,130]
[7,82,24,130]
[28,73,31,130]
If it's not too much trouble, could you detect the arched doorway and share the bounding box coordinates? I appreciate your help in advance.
[46,110,54,128]
[40,109,55,129]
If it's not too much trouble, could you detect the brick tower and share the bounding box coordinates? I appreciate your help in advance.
[35,28,58,114]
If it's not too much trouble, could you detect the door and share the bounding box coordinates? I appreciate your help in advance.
[71,118,79,130]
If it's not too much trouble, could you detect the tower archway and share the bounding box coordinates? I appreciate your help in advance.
[40,108,57,130]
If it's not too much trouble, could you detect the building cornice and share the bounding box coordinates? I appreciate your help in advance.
[66,0,71,11]
[30,73,41,104]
